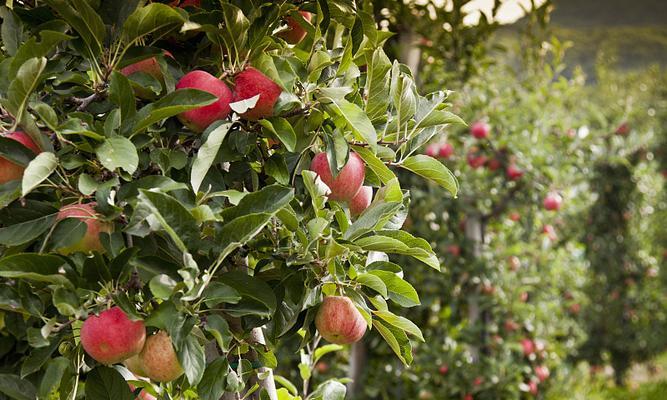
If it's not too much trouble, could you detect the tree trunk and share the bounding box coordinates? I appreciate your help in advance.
[465,215,484,362]
[346,341,367,397]
[249,327,278,400]
[398,26,421,83]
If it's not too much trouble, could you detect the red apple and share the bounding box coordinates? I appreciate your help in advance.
[56,202,113,255]
[310,152,365,202]
[438,142,454,159]
[425,143,439,157]
[520,292,529,303]
[0,131,41,184]
[464,394,473,400]
[232,67,282,120]
[349,185,372,216]
[615,122,629,136]
[80,307,146,365]
[121,58,162,81]
[315,361,329,374]
[509,212,520,222]
[466,152,487,169]
[438,364,449,375]
[139,331,184,382]
[278,11,312,44]
[447,245,461,257]
[504,319,519,332]
[473,376,483,386]
[315,296,367,344]
[487,158,501,171]
[543,192,563,211]
[535,365,550,382]
[470,121,490,139]
[569,303,581,314]
[542,224,557,241]
[176,70,233,133]
[169,0,200,7]
[481,284,495,295]
[506,164,523,180]
[528,381,538,395]
[521,338,535,356]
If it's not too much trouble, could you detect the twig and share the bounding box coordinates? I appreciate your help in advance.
[72,93,101,111]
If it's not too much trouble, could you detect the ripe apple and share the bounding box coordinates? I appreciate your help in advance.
[232,67,282,120]
[315,296,367,344]
[521,338,535,356]
[464,394,473,400]
[425,143,439,157]
[473,376,483,386]
[535,365,550,382]
[509,212,520,222]
[487,158,501,171]
[349,185,372,216]
[481,284,495,295]
[470,121,490,139]
[310,152,365,202]
[438,142,454,159]
[542,224,557,241]
[169,0,200,7]
[504,319,519,332]
[615,122,629,135]
[528,381,538,395]
[569,303,581,314]
[139,331,184,382]
[543,192,562,211]
[315,361,329,373]
[519,292,529,303]
[176,70,233,133]
[278,11,312,44]
[466,152,487,169]
[56,202,113,255]
[438,364,448,375]
[80,307,146,365]
[0,131,41,184]
[447,245,461,257]
[506,164,523,180]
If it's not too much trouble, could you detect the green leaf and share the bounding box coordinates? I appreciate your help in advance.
[218,213,273,261]
[372,320,407,365]
[355,273,388,297]
[0,374,37,400]
[313,344,343,364]
[10,30,72,78]
[259,118,296,152]
[220,184,294,221]
[137,190,200,253]
[21,152,56,196]
[37,357,69,399]
[351,145,396,185]
[191,122,232,193]
[309,380,346,400]
[5,57,46,126]
[354,230,439,271]
[0,7,23,56]
[373,310,424,342]
[84,366,133,400]
[198,358,228,400]
[400,155,458,197]
[0,181,21,210]
[126,89,217,136]
[149,274,177,300]
[177,335,205,386]
[121,3,185,45]
[45,0,106,58]
[321,97,377,152]
[53,286,81,316]
[0,253,71,287]
[109,71,136,122]
[48,218,87,253]
[364,48,392,123]
[96,137,138,174]
[0,137,36,167]
[343,201,402,241]
[77,173,99,196]
[0,212,57,246]
[204,314,233,352]
[219,271,277,316]
[367,270,420,307]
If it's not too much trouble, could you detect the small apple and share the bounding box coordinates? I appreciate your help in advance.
[139,331,184,382]
[464,394,473,400]
[528,381,538,395]
[508,256,521,271]
[470,121,490,139]
[615,122,629,136]
[425,143,439,157]
[486,158,501,171]
[520,292,529,303]
[542,224,557,241]
[315,361,329,373]
[315,296,367,344]
[438,142,454,159]
[543,192,563,211]
[473,376,483,386]
[278,11,313,44]
[438,364,448,375]
[481,284,495,295]
[176,70,233,133]
[521,338,535,356]
[349,185,372,216]
[80,307,146,365]
[535,365,550,382]
[509,212,520,222]
[466,152,487,169]
[506,164,524,180]
[310,152,365,202]
[447,245,461,257]
[504,319,519,332]
[56,202,113,255]
[232,67,282,120]
[418,390,433,400]
[569,303,581,314]
[0,131,41,184]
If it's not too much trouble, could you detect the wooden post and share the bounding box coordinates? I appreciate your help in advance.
[465,215,484,361]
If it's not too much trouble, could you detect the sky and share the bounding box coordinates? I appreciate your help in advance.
[461,0,548,25]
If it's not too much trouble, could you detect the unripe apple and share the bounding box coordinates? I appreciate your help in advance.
[535,365,550,382]
[438,364,448,375]
[56,202,113,255]
[425,143,439,157]
[80,307,146,365]
[0,131,41,184]
[438,142,454,159]
[176,70,233,133]
[233,68,282,120]
[139,331,184,382]
[506,164,523,180]
[124,354,147,377]
[349,185,372,216]
[278,11,312,44]
[543,192,563,211]
[310,152,365,202]
[521,338,535,356]
[315,296,367,344]
[470,121,490,139]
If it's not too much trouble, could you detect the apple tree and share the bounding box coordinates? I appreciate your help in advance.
[0,1,464,399]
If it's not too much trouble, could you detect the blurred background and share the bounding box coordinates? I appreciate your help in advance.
[277,1,667,399]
